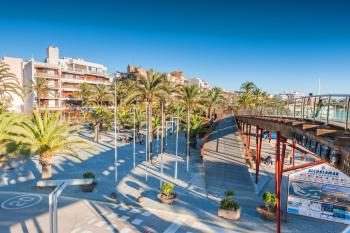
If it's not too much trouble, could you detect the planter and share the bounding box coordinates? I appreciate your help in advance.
[157,193,176,205]
[81,181,97,192]
[256,205,276,221]
[218,207,241,221]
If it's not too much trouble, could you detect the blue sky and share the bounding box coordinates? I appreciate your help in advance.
[1,0,350,94]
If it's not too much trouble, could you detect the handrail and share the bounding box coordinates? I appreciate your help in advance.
[236,94,350,131]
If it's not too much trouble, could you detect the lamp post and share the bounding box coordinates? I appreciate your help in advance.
[114,78,118,183]
[186,108,190,173]
[160,102,164,187]
[133,105,136,168]
[145,105,148,181]
[174,108,180,179]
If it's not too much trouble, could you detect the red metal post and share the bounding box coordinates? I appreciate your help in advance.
[247,124,252,153]
[275,131,281,233]
[283,160,324,173]
[255,125,259,184]
[280,138,286,182]
[259,128,263,161]
[268,131,272,143]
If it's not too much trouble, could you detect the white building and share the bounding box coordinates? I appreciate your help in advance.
[275,92,305,101]
[2,46,112,116]
[188,77,210,90]
[1,56,25,112]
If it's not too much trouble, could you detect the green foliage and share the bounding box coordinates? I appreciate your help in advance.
[83,172,95,179]
[224,190,234,197]
[5,110,89,159]
[0,61,23,108]
[161,182,174,197]
[263,192,277,212]
[220,190,239,210]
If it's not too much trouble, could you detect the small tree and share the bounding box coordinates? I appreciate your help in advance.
[161,182,174,198]
[220,190,239,211]
[263,191,277,212]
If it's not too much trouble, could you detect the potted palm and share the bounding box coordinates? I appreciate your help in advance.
[256,191,277,220]
[81,172,97,192]
[157,182,176,205]
[218,190,241,220]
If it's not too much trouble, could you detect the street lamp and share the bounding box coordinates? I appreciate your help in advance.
[133,105,136,169]
[160,102,164,187]
[145,105,148,181]
[113,76,118,183]
[173,108,180,179]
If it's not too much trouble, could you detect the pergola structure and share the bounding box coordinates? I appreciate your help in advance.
[234,116,350,233]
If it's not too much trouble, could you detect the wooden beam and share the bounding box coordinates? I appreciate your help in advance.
[292,121,307,126]
[316,129,339,136]
[302,124,321,130]
[334,137,350,147]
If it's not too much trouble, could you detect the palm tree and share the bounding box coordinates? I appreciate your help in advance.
[93,84,112,106]
[206,87,224,119]
[241,81,257,94]
[78,83,92,107]
[0,61,23,110]
[7,110,88,179]
[111,79,135,105]
[33,76,49,109]
[117,105,130,130]
[89,106,110,142]
[179,84,203,158]
[126,70,167,160]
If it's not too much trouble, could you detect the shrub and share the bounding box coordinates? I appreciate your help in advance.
[161,182,174,197]
[263,192,277,212]
[220,190,239,211]
[83,172,95,179]
[224,190,234,197]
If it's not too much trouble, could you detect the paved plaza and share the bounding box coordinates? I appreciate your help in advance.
[0,116,348,233]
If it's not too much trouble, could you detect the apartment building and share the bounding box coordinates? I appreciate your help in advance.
[188,77,210,91]
[1,56,25,112]
[275,91,305,101]
[22,46,112,116]
[166,71,185,85]
[117,65,186,86]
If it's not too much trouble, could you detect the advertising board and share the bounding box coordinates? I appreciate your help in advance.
[287,163,350,224]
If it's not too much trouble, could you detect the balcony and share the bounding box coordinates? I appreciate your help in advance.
[61,67,109,77]
[61,77,110,85]
[35,72,60,79]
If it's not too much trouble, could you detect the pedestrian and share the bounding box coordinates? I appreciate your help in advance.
[315,97,324,117]
[139,132,143,145]
[265,155,273,166]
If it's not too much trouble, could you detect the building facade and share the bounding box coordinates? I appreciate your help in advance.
[275,92,305,101]
[2,46,112,116]
[1,56,25,112]
[188,77,210,90]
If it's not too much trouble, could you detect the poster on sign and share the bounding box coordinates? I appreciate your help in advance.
[287,163,350,224]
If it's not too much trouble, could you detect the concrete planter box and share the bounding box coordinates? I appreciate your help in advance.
[218,207,241,221]
[256,205,276,221]
[157,193,176,205]
[81,181,97,192]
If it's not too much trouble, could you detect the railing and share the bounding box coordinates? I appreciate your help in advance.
[62,67,108,76]
[237,94,350,131]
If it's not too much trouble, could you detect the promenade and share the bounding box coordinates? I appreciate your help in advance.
[0,115,347,232]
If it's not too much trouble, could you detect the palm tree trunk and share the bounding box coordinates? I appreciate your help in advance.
[37,94,41,110]
[39,156,54,179]
[148,102,153,161]
[94,123,99,143]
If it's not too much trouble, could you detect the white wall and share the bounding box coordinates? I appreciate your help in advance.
[2,57,24,113]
